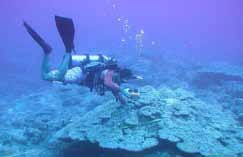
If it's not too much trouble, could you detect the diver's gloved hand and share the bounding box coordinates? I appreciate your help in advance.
[122,88,131,97]
[129,74,144,80]
[133,75,143,80]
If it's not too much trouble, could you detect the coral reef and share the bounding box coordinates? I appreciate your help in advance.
[1,60,243,156]
[191,62,243,127]
[51,86,242,156]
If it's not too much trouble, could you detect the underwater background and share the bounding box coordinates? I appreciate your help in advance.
[0,0,243,156]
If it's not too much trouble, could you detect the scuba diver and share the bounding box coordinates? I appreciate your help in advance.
[23,16,142,104]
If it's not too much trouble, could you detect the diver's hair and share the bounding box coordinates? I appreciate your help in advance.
[120,68,132,79]
[106,64,118,70]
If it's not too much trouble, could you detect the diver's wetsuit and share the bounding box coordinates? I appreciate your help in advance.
[42,54,112,84]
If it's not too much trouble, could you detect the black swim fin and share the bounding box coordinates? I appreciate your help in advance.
[55,16,75,53]
[23,21,52,54]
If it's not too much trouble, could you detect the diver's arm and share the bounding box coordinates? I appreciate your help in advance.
[104,78,120,92]
[103,70,120,92]
[111,90,126,105]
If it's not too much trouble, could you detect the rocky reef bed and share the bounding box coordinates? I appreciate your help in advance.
[0,83,242,157]
[53,86,242,156]
[191,62,243,127]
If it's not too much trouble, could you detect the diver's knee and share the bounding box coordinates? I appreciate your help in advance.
[42,70,62,82]
[42,74,51,81]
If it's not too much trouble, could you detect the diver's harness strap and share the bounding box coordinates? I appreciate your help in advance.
[80,54,90,73]
[98,54,104,63]
[82,61,106,93]
[83,54,90,65]
[93,71,105,95]
[81,54,106,92]
[80,55,122,98]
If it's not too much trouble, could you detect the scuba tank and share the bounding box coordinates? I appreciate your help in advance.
[71,54,110,67]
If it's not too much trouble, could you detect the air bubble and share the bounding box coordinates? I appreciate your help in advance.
[140,29,145,34]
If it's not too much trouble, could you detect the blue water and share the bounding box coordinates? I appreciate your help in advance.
[0,0,243,156]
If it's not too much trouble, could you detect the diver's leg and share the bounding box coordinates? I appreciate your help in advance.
[41,54,52,80]
[55,53,71,80]
[41,53,71,81]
